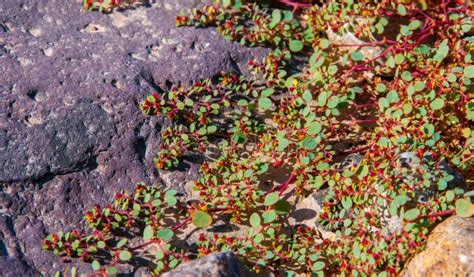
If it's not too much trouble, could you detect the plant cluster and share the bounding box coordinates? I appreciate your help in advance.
[83,0,144,12]
[46,0,473,275]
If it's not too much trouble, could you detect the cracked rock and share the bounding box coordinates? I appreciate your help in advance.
[0,99,114,183]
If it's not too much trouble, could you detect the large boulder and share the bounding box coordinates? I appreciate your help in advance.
[402,216,474,276]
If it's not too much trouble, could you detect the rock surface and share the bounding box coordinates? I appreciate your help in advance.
[0,0,267,274]
[162,252,252,277]
[402,216,474,276]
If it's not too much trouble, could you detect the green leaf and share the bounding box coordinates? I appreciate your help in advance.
[397,3,407,15]
[376,83,386,92]
[106,267,118,275]
[437,179,448,190]
[351,51,364,61]
[302,90,312,102]
[302,137,318,150]
[264,192,279,206]
[455,198,474,217]
[386,90,399,103]
[97,241,106,249]
[464,65,474,78]
[143,225,154,241]
[352,241,361,259]
[269,9,282,28]
[119,250,132,261]
[263,210,277,224]
[116,238,127,248]
[357,164,369,178]
[409,20,421,30]
[308,122,322,135]
[232,131,248,144]
[156,251,165,260]
[165,194,177,207]
[258,97,272,111]
[446,190,455,202]
[253,233,264,243]
[327,65,338,75]
[433,39,449,63]
[394,53,405,64]
[192,210,213,228]
[341,197,352,210]
[261,88,274,97]
[184,98,194,107]
[312,261,325,271]
[207,125,217,134]
[289,40,304,52]
[250,213,261,228]
[319,39,330,49]
[157,228,174,241]
[404,208,420,221]
[92,260,101,271]
[430,98,445,110]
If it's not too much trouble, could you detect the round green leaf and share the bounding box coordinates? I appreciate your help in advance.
[264,192,279,206]
[157,228,174,241]
[464,65,474,78]
[250,213,261,228]
[119,250,132,261]
[307,122,322,135]
[430,98,445,110]
[455,198,474,217]
[446,190,455,202]
[404,208,420,221]
[97,241,106,249]
[319,39,330,49]
[106,267,118,275]
[192,210,213,228]
[253,233,264,243]
[312,261,325,271]
[397,3,407,15]
[262,209,277,223]
[376,83,386,92]
[143,225,154,241]
[258,97,272,111]
[351,51,364,61]
[289,40,304,52]
[91,260,100,271]
[302,137,318,150]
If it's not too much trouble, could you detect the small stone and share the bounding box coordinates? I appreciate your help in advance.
[289,190,326,229]
[162,252,250,277]
[17,57,33,66]
[42,47,53,57]
[82,24,106,33]
[28,28,42,37]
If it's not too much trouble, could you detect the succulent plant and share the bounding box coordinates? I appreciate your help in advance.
[46,0,473,275]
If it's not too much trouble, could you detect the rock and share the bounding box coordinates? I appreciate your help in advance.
[402,216,474,276]
[0,99,114,183]
[289,190,325,229]
[326,17,383,62]
[162,252,252,277]
[0,0,268,274]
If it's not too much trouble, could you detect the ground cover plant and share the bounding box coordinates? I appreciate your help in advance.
[83,0,145,12]
[44,0,473,275]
